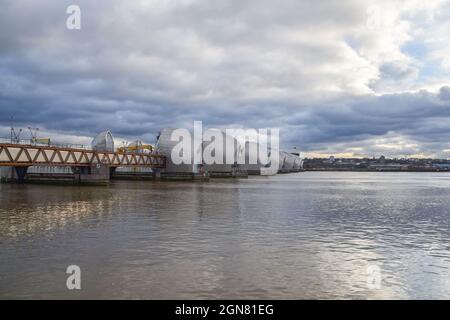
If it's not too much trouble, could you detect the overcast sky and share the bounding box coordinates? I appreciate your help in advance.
[1,0,450,157]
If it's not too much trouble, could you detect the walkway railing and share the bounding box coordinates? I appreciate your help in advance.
[0,137,90,150]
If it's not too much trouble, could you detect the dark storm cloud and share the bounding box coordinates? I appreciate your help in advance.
[440,86,450,101]
[294,91,450,146]
[1,0,450,156]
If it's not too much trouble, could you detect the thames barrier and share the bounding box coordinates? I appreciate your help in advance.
[0,129,303,185]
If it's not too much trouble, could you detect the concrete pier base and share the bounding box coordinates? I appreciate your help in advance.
[0,167,16,183]
[0,167,29,184]
[247,169,263,175]
[1,165,110,185]
[111,172,155,180]
[74,164,110,185]
[208,170,248,178]
[159,172,210,181]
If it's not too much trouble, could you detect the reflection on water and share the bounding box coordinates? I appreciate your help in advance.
[1,172,450,299]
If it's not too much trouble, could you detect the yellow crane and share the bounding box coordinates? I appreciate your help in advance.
[28,127,51,146]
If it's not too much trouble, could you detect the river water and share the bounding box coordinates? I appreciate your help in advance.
[1,172,450,299]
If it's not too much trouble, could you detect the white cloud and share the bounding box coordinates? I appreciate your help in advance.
[1,0,450,156]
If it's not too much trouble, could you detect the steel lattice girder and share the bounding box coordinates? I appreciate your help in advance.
[0,144,166,168]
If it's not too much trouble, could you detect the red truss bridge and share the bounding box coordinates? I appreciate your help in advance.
[0,143,166,168]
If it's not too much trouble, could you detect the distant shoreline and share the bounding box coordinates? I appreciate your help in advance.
[304,169,449,172]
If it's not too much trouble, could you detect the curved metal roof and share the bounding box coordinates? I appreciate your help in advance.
[91,131,114,152]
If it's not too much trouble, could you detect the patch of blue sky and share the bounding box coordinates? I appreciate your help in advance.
[402,40,428,60]
[400,40,448,85]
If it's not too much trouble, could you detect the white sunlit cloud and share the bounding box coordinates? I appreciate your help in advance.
[0,0,450,157]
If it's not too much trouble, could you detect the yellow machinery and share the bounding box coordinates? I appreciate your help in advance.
[32,138,51,146]
[28,127,51,146]
[117,144,154,153]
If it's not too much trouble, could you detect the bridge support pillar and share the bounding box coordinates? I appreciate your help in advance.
[14,167,29,184]
[109,167,116,179]
[153,169,161,179]
[73,164,110,185]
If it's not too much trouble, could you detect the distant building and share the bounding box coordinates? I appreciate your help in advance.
[302,156,450,171]
[368,163,408,171]
[434,163,450,170]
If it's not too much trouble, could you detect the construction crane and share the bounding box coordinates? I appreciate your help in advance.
[28,127,51,146]
[10,128,22,143]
